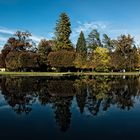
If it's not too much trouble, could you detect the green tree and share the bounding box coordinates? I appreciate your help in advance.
[55,13,73,50]
[76,31,87,55]
[38,39,52,70]
[87,29,102,52]
[102,34,114,52]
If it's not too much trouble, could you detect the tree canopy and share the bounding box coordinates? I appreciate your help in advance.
[0,13,140,72]
[87,29,102,51]
[38,39,53,70]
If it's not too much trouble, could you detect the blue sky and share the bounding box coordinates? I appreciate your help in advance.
[0,0,140,49]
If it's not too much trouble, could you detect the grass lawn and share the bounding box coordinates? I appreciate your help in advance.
[0,71,140,76]
[76,72,140,76]
[0,72,71,76]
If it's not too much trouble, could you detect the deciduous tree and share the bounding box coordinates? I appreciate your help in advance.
[111,34,138,71]
[92,47,110,72]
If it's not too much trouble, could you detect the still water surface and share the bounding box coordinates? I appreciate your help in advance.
[0,75,140,140]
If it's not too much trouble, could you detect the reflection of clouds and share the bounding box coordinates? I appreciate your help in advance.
[0,105,10,109]
[77,107,106,117]
[0,92,9,108]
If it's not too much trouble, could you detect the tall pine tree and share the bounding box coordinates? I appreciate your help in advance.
[76,31,87,55]
[55,13,73,50]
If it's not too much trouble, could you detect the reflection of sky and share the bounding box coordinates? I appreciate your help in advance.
[0,76,140,139]
[0,91,9,108]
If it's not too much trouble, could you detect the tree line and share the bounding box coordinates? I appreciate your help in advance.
[0,12,140,72]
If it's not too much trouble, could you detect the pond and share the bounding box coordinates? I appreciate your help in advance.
[0,75,140,140]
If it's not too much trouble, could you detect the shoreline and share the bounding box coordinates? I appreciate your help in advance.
[0,72,140,76]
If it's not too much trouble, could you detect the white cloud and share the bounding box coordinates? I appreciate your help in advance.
[132,34,140,45]
[73,21,107,37]
[0,36,7,42]
[0,28,14,35]
[109,29,128,34]
[47,32,54,38]
[30,35,45,42]
[71,21,108,43]
[71,21,140,45]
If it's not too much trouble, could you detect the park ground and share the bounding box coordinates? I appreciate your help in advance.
[0,72,140,76]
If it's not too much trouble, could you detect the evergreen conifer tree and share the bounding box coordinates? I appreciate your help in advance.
[55,13,73,50]
[76,31,87,55]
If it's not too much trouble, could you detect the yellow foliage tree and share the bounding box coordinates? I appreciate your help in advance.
[92,47,110,72]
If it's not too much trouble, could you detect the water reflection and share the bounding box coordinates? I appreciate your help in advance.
[0,75,140,132]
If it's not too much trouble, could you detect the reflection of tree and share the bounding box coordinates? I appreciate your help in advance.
[74,76,140,116]
[37,80,51,105]
[8,94,33,115]
[1,77,38,115]
[74,80,87,114]
[89,78,111,115]
[87,97,102,116]
[111,77,138,110]
[38,92,51,106]
[76,93,87,114]
[52,96,73,132]
[75,77,111,116]
[0,75,140,131]
[47,80,75,97]
[0,77,74,132]
[47,80,74,132]
[102,96,113,111]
